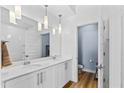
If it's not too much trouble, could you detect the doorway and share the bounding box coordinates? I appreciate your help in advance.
[41,33,50,57]
[76,21,109,88]
[78,23,98,88]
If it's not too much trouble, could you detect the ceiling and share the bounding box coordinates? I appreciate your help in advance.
[47,5,76,19]
[1,5,77,22]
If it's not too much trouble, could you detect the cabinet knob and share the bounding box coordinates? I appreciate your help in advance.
[40,72,43,84]
[65,62,68,70]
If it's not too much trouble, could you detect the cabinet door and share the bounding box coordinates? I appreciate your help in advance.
[4,72,38,88]
[65,61,72,83]
[54,63,65,88]
[42,67,55,88]
[60,63,65,87]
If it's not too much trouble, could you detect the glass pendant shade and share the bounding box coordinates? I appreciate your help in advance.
[58,24,62,34]
[15,5,22,19]
[9,11,16,24]
[44,16,48,29]
[58,14,62,34]
[43,5,48,29]
[38,22,42,31]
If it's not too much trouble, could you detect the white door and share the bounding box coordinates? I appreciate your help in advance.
[103,20,109,88]
[98,18,104,88]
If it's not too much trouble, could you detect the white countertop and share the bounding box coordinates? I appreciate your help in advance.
[1,57,72,82]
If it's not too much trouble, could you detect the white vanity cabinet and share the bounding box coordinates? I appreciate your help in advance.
[3,60,72,88]
[39,61,72,88]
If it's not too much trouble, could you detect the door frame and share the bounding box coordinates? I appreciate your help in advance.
[76,19,104,88]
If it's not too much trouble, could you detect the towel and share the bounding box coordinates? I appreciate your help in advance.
[1,42,11,67]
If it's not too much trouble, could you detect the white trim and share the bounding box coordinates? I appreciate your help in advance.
[77,20,99,28]
[82,68,95,73]
[98,17,104,88]
[76,20,100,86]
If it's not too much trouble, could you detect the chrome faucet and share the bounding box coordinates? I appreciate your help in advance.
[24,55,30,65]
[52,55,57,60]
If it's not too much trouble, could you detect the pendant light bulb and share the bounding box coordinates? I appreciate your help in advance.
[38,22,42,31]
[9,11,17,24]
[58,14,62,34]
[44,5,48,29]
[44,16,48,29]
[15,5,22,19]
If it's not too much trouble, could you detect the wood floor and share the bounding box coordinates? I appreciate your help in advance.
[64,71,98,88]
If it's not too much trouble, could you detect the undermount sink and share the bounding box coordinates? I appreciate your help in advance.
[22,64,42,69]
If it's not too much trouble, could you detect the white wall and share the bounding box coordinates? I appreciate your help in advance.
[50,29,61,57]
[109,13,122,88]
[62,17,77,82]
[120,6,124,88]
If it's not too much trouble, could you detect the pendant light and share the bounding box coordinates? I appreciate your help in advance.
[43,5,48,29]
[15,5,22,19]
[9,11,16,24]
[58,14,62,34]
[38,22,42,31]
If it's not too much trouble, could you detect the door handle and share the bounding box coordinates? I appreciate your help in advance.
[65,63,68,70]
[40,72,43,84]
[97,64,103,70]
[37,73,40,86]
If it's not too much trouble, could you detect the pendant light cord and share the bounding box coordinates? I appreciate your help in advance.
[45,5,48,16]
[59,14,62,24]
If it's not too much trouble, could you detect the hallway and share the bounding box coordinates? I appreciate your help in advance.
[64,71,98,88]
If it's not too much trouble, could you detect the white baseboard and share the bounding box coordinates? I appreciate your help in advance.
[82,68,95,73]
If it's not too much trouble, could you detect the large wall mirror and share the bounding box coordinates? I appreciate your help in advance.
[1,6,61,63]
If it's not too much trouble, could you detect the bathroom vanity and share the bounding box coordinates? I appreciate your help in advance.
[1,58,72,88]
